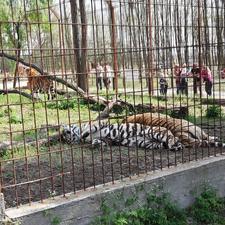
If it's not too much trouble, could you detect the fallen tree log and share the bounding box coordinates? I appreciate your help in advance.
[0,89,38,100]
[96,98,134,120]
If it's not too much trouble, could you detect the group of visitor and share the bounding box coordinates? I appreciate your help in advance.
[95,63,113,90]
[173,63,213,96]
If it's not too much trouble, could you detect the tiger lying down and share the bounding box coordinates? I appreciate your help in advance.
[62,121,184,151]
[62,113,225,151]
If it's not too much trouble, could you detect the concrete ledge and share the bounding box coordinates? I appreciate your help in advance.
[5,155,225,225]
[0,193,5,221]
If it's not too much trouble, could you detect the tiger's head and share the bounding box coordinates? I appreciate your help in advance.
[61,124,81,144]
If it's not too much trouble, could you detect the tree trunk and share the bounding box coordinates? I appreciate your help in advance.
[106,0,119,94]
[70,0,88,92]
[13,23,21,88]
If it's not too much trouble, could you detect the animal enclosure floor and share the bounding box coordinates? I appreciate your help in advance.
[1,125,225,208]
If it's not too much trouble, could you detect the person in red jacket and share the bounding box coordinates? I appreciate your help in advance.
[221,68,225,79]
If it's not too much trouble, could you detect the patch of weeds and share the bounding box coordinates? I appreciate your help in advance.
[0,148,7,157]
[89,102,105,111]
[205,105,222,118]
[47,100,71,110]
[47,99,82,110]
[92,192,187,225]
[189,187,225,225]
[146,192,187,225]
[125,196,138,207]
[4,108,12,115]
[51,216,61,225]
[9,115,22,124]
[1,146,38,160]
[93,187,225,225]
[34,102,43,109]
[184,115,197,124]
[13,130,36,142]
[3,171,13,179]
[43,210,61,225]
[3,107,23,124]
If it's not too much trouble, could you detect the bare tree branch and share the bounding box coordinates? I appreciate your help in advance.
[0,52,108,105]
[0,89,38,100]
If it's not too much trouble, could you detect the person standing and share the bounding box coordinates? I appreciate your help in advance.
[96,63,103,90]
[221,68,225,79]
[180,63,188,96]
[159,70,168,95]
[174,64,181,95]
[191,64,201,95]
[201,66,213,96]
[103,63,112,89]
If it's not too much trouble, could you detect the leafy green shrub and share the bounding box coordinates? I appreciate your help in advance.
[51,216,61,225]
[4,108,12,115]
[0,148,7,158]
[47,99,88,110]
[9,115,22,124]
[47,99,78,110]
[89,103,105,111]
[184,115,196,124]
[92,193,187,225]
[205,105,222,118]
[189,187,225,224]
[93,187,225,225]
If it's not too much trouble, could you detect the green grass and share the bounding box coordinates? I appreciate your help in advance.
[1,145,39,160]
[0,94,98,143]
[1,90,225,160]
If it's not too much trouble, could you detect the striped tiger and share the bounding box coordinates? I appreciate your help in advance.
[62,121,183,151]
[122,112,224,148]
[25,68,55,100]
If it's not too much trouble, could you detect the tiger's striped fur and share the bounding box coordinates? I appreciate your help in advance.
[25,68,55,100]
[62,121,183,151]
[122,112,222,148]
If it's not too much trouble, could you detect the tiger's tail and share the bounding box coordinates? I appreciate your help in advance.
[206,141,225,148]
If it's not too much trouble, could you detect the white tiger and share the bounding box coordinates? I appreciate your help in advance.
[62,121,184,151]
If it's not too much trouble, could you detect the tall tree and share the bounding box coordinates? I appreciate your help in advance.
[69,0,88,92]
[105,0,119,93]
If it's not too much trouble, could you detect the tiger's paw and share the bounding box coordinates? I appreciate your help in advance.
[91,139,107,148]
[170,142,184,151]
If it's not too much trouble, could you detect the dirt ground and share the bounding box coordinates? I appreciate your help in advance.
[1,122,225,208]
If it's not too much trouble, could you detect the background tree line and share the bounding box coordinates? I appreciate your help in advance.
[0,0,224,92]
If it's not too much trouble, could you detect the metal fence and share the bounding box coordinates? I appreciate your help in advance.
[0,0,225,208]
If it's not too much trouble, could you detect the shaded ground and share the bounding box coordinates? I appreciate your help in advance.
[1,122,225,208]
